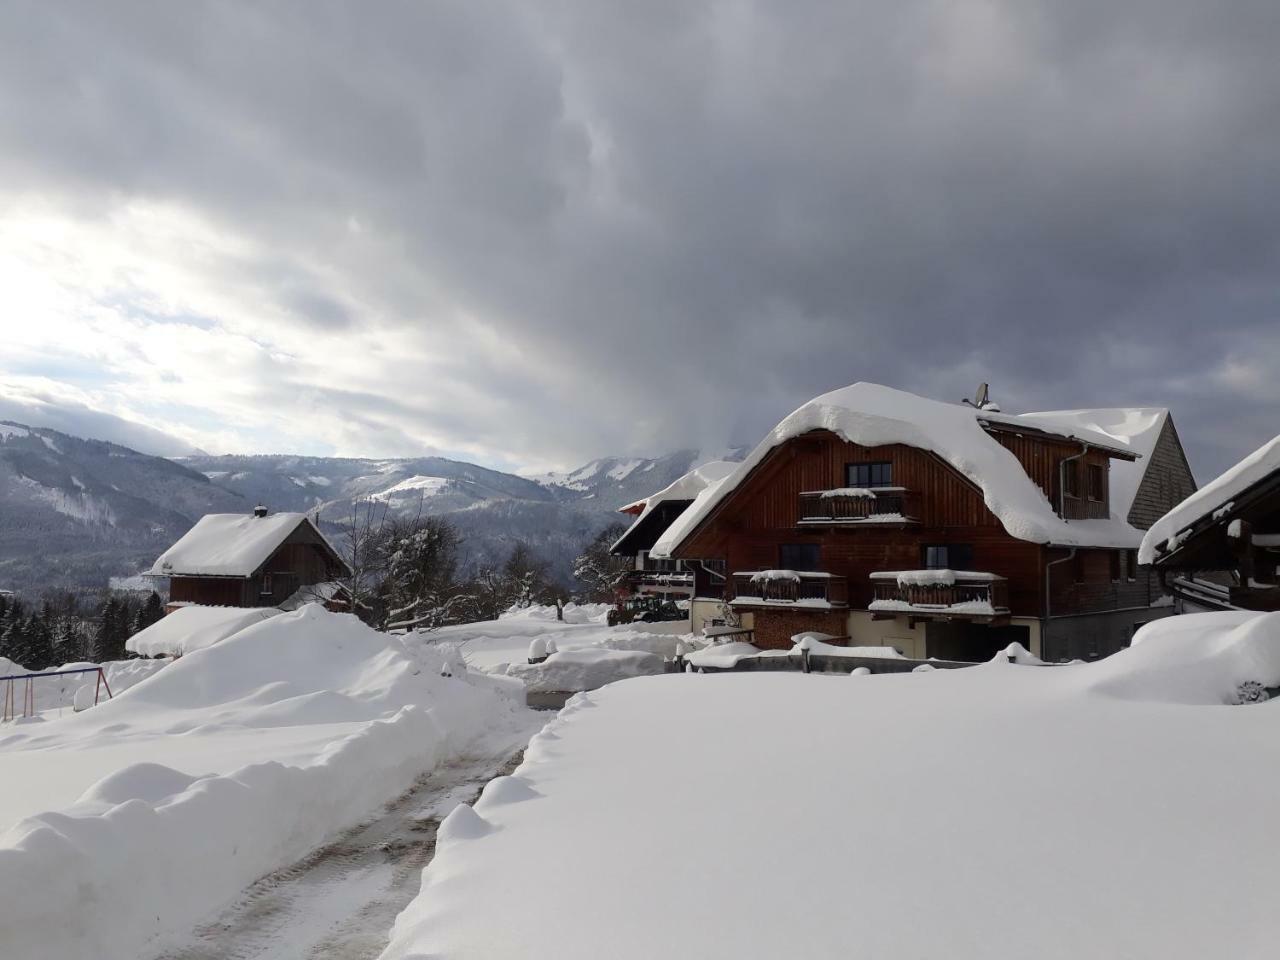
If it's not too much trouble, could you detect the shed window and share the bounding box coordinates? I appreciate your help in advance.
[1087,464,1105,502]
[1110,551,1121,582]
[261,573,273,595]
[1126,550,1138,581]
[779,543,821,572]
[846,462,892,488]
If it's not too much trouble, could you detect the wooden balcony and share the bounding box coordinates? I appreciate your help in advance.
[868,570,1009,623]
[798,487,920,525]
[624,568,695,593]
[730,571,849,608]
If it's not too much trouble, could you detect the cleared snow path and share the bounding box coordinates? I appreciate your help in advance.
[153,746,534,960]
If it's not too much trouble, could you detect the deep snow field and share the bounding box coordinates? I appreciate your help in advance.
[381,610,1280,960]
[0,605,537,960]
[431,602,690,692]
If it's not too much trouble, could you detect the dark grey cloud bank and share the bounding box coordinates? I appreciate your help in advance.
[1,0,1278,477]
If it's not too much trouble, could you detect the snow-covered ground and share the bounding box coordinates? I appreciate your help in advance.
[0,605,533,960]
[382,611,1280,960]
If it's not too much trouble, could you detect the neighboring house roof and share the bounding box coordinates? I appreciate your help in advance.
[1016,408,1169,521]
[651,383,1150,558]
[612,460,739,556]
[126,605,281,657]
[149,512,347,578]
[1140,434,1280,566]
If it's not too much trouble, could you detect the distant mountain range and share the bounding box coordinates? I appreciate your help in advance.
[0,419,744,594]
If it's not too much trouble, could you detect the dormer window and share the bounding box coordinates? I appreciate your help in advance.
[1063,461,1080,499]
[1087,464,1105,502]
[846,462,892,488]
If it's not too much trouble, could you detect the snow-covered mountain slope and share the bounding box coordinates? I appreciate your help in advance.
[529,447,749,512]
[0,421,246,592]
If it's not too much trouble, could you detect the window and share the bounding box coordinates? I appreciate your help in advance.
[1087,464,1105,502]
[1126,550,1138,581]
[261,573,273,596]
[1063,461,1080,499]
[1110,551,1121,582]
[846,462,892,488]
[922,544,973,570]
[779,543,820,571]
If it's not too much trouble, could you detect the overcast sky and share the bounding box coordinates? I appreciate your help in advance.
[0,1,1277,476]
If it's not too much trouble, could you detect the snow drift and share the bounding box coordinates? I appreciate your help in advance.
[0,605,528,960]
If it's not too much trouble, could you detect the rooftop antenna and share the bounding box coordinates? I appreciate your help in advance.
[961,382,1001,413]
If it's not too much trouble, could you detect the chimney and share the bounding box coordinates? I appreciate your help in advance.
[253,504,269,518]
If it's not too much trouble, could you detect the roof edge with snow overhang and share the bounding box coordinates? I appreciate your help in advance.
[1139,433,1280,566]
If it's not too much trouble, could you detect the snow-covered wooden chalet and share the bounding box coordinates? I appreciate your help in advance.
[651,382,1196,662]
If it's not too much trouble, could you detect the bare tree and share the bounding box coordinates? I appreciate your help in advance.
[573,522,631,603]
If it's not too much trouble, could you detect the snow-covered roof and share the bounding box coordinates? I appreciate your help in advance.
[1016,408,1169,520]
[652,383,1147,558]
[611,460,739,554]
[1139,434,1280,566]
[149,512,343,578]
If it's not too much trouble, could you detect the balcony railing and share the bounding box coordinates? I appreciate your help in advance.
[798,487,920,524]
[869,570,1009,620]
[730,571,849,608]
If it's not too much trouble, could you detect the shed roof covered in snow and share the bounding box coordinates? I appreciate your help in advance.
[148,511,347,578]
[651,383,1154,558]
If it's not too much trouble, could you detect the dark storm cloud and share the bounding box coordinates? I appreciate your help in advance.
[0,0,1277,475]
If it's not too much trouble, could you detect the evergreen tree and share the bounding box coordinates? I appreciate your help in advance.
[21,614,54,671]
[132,592,164,636]
[0,611,26,667]
[91,597,127,663]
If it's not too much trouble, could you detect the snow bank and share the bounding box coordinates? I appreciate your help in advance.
[0,605,528,960]
[1088,610,1280,704]
[652,382,1144,557]
[504,648,663,693]
[498,602,611,624]
[382,618,1280,959]
[126,604,281,657]
[1140,433,1280,565]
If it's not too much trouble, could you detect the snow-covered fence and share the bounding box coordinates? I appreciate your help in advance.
[0,666,113,721]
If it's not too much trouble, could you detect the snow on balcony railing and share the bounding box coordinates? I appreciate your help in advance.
[730,570,848,608]
[869,570,1008,618]
[798,487,919,524]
